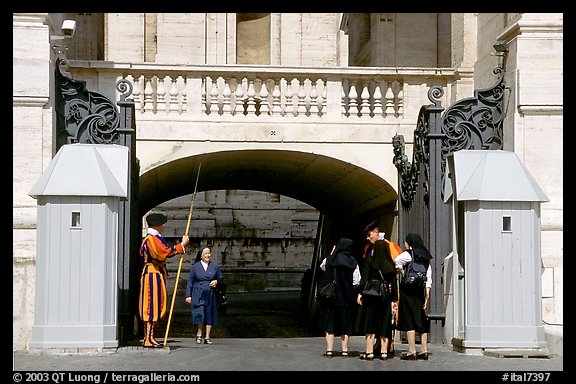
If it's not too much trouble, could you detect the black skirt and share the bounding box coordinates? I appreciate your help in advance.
[355,294,395,338]
[317,303,355,335]
[396,286,430,333]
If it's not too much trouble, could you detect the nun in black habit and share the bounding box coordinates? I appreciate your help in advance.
[317,237,360,357]
[355,221,399,360]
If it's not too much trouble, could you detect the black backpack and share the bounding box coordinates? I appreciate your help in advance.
[401,250,429,291]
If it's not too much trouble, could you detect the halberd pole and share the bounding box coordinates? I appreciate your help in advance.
[163,162,202,348]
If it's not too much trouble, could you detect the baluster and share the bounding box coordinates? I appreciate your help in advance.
[180,76,187,114]
[222,81,232,115]
[259,80,269,116]
[319,79,327,116]
[143,77,154,113]
[394,81,403,117]
[209,77,219,115]
[157,76,167,113]
[348,84,358,117]
[342,82,347,116]
[233,78,245,116]
[309,81,319,116]
[373,81,383,118]
[169,77,179,114]
[271,82,282,116]
[385,83,395,117]
[131,75,142,113]
[297,80,307,116]
[359,82,370,117]
[285,80,294,116]
[201,77,207,114]
[246,79,256,115]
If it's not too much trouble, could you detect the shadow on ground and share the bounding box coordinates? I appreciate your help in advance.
[153,290,323,340]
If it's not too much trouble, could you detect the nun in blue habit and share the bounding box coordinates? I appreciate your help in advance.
[185,245,223,345]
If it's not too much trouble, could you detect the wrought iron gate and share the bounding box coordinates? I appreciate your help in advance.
[392,47,507,343]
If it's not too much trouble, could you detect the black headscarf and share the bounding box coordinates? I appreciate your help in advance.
[405,233,433,261]
[327,237,357,269]
[369,239,396,274]
[195,246,206,263]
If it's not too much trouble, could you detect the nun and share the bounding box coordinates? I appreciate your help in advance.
[185,246,224,345]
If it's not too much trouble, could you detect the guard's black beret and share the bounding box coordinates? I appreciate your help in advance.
[146,213,167,226]
[363,220,379,235]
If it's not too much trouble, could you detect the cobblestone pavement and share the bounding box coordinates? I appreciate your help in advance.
[13,291,564,380]
[14,336,563,378]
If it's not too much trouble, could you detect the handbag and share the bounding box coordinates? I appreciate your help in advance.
[362,269,388,300]
[317,267,336,301]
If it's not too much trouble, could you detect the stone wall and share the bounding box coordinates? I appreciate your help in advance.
[156,190,319,293]
[13,13,562,355]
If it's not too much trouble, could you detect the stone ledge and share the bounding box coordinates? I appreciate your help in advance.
[117,346,171,354]
[23,347,118,356]
[483,348,551,359]
[18,345,173,356]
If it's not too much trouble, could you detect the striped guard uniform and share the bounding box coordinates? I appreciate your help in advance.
[139,228,186,322]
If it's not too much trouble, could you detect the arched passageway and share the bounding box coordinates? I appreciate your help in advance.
[136,149,399,339]
[139,149,397,224]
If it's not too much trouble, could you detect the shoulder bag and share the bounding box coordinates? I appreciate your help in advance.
[317,267,337,301]
[362,269,389,300]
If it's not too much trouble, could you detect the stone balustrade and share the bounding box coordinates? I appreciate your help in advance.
[68,61,457,124]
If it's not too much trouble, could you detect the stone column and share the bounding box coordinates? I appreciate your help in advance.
[105,13,145,62]
[270,13,282,66]
[501,13,563,352]
[449,13,476,103]
[280,13,302,66]
[226,13,237,64]
[13,12,52,351]
[157,13,206,64]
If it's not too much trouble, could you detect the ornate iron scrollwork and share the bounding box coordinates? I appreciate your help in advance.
[439,65,506,200]
[54,58,120,150]
[393,59,506,208]
[393,86,444,210]
[393,134,417,210]
[116,78,133,103]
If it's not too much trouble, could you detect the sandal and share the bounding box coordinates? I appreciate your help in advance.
[359,352,374,361]
[204,338,213,345]
[195,336,202,344]
[341,351,350,357]
[324,351,334,358]
[379,353,388,360]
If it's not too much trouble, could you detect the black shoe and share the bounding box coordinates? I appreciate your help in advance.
[378,353,388,361]
[143,338,162,348]
[360,352,374,361]
[417,351,429,360]
[143,343,162,348]
[400,352,417,360]
[324,351,334,358]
